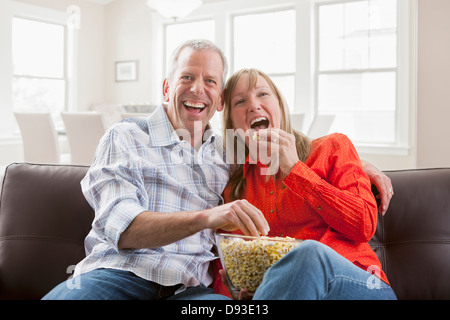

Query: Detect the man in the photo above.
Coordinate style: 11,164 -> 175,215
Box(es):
43,39 -> 267,300
43,39 -> 392,300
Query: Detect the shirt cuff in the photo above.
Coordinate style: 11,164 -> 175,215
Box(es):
103,201 -> 147,252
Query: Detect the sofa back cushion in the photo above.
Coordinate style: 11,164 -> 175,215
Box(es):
0,163 -> 93,299
2,164 -> 450,300
370,168 -> 450,300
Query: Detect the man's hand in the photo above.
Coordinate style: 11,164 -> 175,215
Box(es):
203,200 -> 270,237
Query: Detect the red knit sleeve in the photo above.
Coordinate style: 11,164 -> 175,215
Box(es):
283,133 -> 378,243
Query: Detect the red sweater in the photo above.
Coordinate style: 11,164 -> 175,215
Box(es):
213,133 -> 389,296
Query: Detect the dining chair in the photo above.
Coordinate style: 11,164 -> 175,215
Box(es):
307,114 -> 335,139
61,112 -> 106,165
14,112 -> 68,164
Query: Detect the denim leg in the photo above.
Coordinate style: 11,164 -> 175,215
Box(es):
169,285 -> 231,300
42,268 -> 160,300
253,240 -> 397,300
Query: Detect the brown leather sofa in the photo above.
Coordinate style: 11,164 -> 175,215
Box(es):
1,163 -> 450,300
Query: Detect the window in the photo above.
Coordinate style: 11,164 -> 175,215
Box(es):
165,20 -> 215,75
233,9 -> 296,112
12,17 -> 66,117
156,0 -> 412,153
316,0 -> 399,145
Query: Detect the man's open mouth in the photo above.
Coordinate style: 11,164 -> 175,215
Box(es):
250,116 -> 269,131
183,101 -> 207,114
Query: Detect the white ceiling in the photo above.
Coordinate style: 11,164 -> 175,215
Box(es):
84,0 -> 227,5
83,0 -> 114,4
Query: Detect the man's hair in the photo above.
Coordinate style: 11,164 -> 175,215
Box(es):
166,39 -> 229,90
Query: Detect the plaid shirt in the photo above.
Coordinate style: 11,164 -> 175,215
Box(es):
75,106 -> 229,289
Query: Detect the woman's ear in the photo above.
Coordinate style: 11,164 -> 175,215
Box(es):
162,79 -> 170,102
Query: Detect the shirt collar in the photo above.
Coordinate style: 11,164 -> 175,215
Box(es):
242,155 -> 263,179
147,105 -> 217,147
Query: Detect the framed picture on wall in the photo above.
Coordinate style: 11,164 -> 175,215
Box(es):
115,60 -> 138,82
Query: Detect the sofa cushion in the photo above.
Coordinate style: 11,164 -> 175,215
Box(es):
0,163 -> 93,299
370,168 -> 450,300
2,163 -> 450,300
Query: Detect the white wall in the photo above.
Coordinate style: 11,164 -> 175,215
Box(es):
104,0 -> 156,105
416,0 -> 450,168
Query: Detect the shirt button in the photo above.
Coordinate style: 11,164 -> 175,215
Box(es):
270,191 -> 274,195
270,209 -> 274,213
317,206 -> 322,211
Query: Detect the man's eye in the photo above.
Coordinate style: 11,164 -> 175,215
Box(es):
181,76 -> 192,80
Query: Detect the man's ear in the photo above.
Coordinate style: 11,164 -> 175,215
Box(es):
217,91 -> 225,112
162,79 -> 170,103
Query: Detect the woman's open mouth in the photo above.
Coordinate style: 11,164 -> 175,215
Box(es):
250,116 -> 270,131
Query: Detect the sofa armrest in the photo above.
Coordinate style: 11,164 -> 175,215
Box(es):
0,163 -> 94,299
370,168 -> 450,300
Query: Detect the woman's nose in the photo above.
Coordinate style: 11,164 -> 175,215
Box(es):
247,96 -> 261,112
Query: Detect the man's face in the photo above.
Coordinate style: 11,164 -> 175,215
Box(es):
163,47 -> 224,136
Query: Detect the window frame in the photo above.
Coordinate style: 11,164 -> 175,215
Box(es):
152,0 -> 414,155
313,0 -> 412,154
230,7 -> 297,112
12,16 -> 68,113
163,18 -> 217,77
0,1 -> 77,139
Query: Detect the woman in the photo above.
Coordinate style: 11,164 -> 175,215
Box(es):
214,68 -> 396,300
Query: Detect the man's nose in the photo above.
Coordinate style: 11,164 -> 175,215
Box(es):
190,79 -> 205,95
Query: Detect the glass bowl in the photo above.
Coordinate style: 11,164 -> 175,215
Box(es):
215,233 -> 302,293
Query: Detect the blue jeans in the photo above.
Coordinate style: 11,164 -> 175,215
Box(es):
42,268 -> 229,300
253,240 -> 397,300
43,240 -> 396,300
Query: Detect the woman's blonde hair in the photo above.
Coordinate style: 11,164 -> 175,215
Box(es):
222,68 -> 311,200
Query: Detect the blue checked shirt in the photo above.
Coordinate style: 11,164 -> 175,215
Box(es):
75,105 -> 230,289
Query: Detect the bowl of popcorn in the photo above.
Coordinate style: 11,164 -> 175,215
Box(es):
215,233 -> 302,293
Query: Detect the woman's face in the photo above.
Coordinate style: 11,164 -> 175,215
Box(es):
229,74 -> 281,136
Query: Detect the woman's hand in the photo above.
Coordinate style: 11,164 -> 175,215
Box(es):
219,269 -> 254,300
253,129 -> 299,176
360,160 -> 394,216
